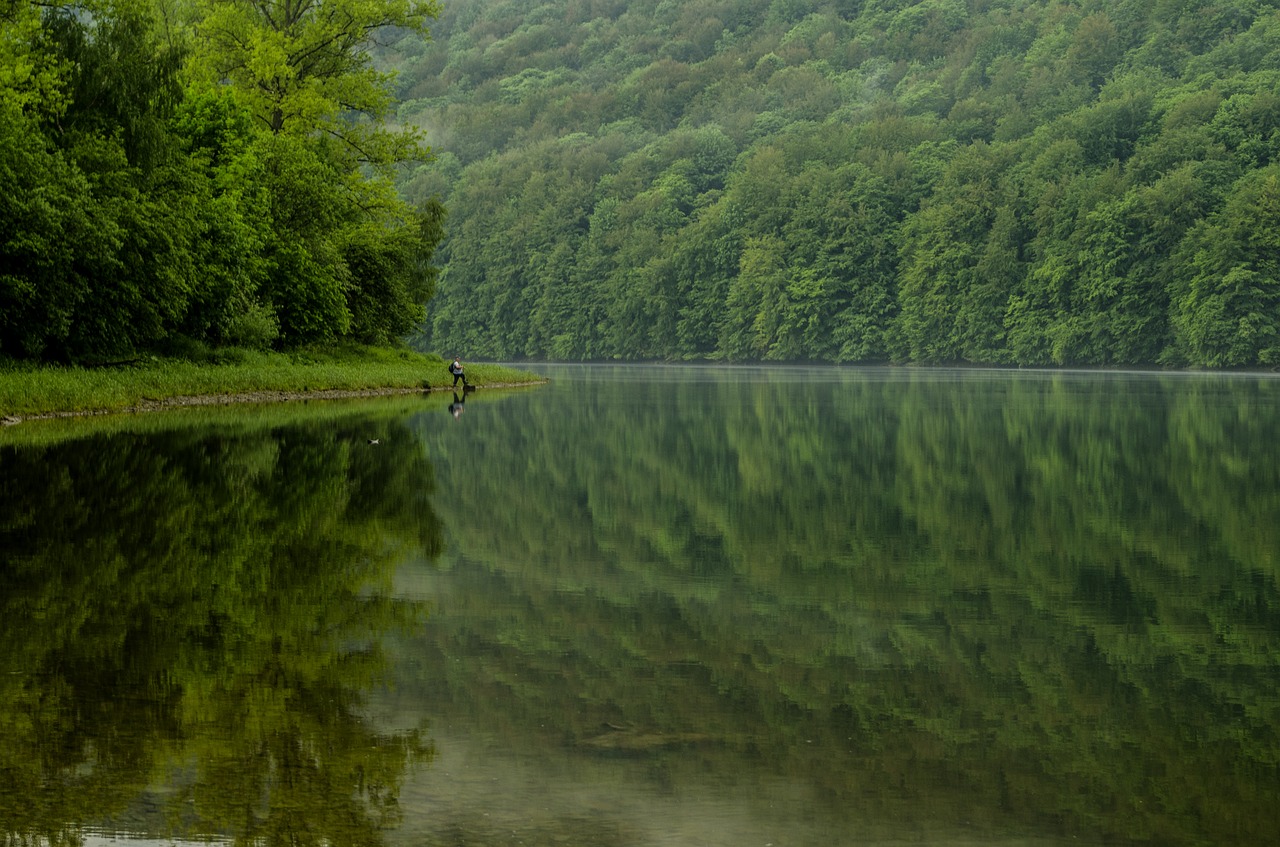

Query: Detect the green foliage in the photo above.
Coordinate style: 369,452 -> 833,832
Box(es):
1173,165 -> 1280,365
0,101 -> 101,359
0,2 -> 198,362
401,0 -> 1280,367
0,0 -> 444,364
189,0 -> 438,151
343,200 -> 446,345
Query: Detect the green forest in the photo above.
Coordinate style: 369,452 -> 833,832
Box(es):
1,0 -> 443,363
395,0 -> 1280,367
6,0 -> 1280,367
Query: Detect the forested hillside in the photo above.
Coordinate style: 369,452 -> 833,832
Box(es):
1,0 -> 442,363
395,0 -> 1280,366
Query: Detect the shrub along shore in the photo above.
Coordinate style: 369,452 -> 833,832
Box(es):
0,346 -> 543,423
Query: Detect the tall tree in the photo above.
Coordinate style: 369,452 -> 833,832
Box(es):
190,0 -> 438,164
187,0 -> 445,347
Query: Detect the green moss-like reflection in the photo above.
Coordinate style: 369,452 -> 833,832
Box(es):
0,406 -> 442,845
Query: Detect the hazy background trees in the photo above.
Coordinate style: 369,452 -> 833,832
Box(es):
396,0 -> 1280,367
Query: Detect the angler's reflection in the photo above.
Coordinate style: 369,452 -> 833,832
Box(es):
0,413 -> 442,845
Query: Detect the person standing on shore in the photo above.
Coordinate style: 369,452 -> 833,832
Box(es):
449,357 -> 468,388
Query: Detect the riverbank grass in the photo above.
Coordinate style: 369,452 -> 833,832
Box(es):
0,346 -> 539,417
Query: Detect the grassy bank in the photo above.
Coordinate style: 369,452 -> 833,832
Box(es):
0,346 -> 542,418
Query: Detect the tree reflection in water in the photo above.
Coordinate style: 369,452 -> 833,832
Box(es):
392,368 -> 1280,845
0,409 -> 442,845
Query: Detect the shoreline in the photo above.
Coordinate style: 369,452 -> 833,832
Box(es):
1,380 -> 546,426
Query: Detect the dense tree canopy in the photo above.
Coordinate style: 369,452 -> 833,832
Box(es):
0,0 -> 442,363
8,0 -> 1280,366
395,0 -> 1280,367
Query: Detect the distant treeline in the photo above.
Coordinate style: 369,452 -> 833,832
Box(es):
396,0 -> 1280,367
1,0 -> 442,364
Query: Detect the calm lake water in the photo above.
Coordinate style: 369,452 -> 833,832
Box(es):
3,365 -> 1279,846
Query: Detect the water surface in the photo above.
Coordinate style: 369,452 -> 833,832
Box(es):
3,367 -> 1279,845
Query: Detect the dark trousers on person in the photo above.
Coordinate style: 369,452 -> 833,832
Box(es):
453,372 -> 467,387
